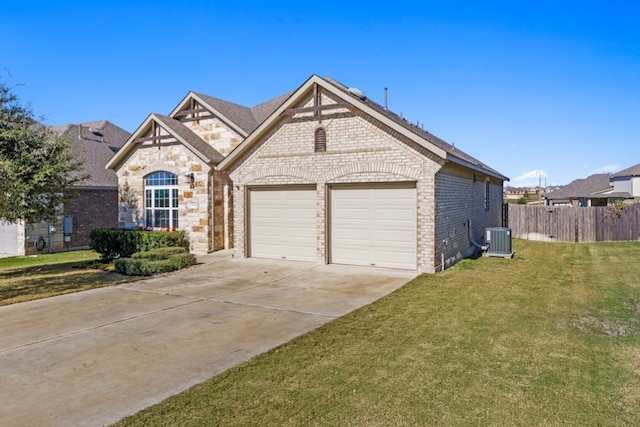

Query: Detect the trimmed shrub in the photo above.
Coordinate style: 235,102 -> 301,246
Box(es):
90,229 -> 189,260
131,246 -> 188,260
114,247 -> 197,276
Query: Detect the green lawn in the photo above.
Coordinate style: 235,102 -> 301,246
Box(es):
113,239 -> 640,426
0,250 -> 141,305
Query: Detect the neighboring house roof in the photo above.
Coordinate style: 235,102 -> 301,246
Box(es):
219,75 -> 508,181
546,174 -> 613,201
105,114 -> 225,170
612,162 -> 640,178
52,120 -> 130,188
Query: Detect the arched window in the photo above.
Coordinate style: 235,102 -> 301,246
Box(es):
314,127 -> 326,152
145,171 -> 179,229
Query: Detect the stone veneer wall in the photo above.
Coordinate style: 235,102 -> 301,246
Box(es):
227,92 -> 446,272
115,139 -> 213,254
184,116 -> 243,156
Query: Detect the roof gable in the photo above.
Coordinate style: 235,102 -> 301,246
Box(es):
105,114 -> 224,170
169,91 -> 292,138
218,75 -> 507,181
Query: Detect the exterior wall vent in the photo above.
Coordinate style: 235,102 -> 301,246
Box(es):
484,227 -> 514,258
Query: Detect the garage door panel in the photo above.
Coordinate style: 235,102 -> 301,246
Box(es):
374,209 -> 415,221
0,222 -> 20,256
331,186 -> 416,269
249,189 -> 316,262
373,229 -> 415,243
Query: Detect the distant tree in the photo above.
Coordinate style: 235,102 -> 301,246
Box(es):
0,80 -> 86,224
517,196 -> 527,205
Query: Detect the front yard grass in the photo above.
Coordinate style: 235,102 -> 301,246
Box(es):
114,239 -> 640,426
0,250 -> 141,306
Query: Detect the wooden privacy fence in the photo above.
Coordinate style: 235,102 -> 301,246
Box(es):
506,204 -> 640,242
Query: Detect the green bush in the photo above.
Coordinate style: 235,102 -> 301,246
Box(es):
114,247 -> 197,276
90,229 -> 189,260
131,246 -> 188,260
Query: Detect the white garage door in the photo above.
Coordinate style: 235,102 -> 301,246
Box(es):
331,185 -> 417,269
249,187 -> 317,262
0,222 -> 20,257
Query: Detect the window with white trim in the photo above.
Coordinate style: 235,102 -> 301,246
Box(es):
145,171 -> 179,229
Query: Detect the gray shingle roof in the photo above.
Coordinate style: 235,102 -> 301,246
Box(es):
612,162 -> 640,178
192,91 -> 292,135
52,120 -> 130,188
251,91 -> 293,125
546,174 -> 612,200
152,114 -> 225,164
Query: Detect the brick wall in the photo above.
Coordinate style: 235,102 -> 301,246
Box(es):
22,189 -> 118,255
228,92 -> 446,272
65,188 -> 118,248
434,164 -> 504,270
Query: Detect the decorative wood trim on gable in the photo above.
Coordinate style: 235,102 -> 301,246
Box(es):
133,120 -> 172,144
133,134 -> 175,143
280,102 -> 352,116
282,83 -> 353,118
173,98 -> 216,123
174,108 -> 210,117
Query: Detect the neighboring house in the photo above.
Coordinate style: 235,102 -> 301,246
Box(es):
0,121 -> 129,257
108,75 -> 507,272
546,174 -> 613,207
607,163 -> 640,200
546,165 -> 640,207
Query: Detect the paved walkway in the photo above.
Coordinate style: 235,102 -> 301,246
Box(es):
0,251 -> 416,426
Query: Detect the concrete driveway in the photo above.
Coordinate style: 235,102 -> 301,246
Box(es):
0,251 -> 416,427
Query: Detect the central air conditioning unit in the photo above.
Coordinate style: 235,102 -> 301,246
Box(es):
484,227 -> 514,258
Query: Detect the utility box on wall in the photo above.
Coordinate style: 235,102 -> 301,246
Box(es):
63,217 -> 73,243
484,227 -> 514,258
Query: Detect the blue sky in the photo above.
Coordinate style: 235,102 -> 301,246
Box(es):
2,1 -> 639,186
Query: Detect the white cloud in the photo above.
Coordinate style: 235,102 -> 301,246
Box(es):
589,164 -> 620,175
510,169 -> 548,188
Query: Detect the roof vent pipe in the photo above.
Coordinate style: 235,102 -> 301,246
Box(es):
384,87 -> 388,110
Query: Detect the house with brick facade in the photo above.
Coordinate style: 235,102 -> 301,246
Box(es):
0,120 -> 130,257
107,75 -> 507,272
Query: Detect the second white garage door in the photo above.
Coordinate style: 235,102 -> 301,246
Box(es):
331,185 -> 417,269
249,187 -> 317,262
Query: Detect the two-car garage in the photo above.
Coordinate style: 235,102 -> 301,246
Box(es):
247,184 -> 417,270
